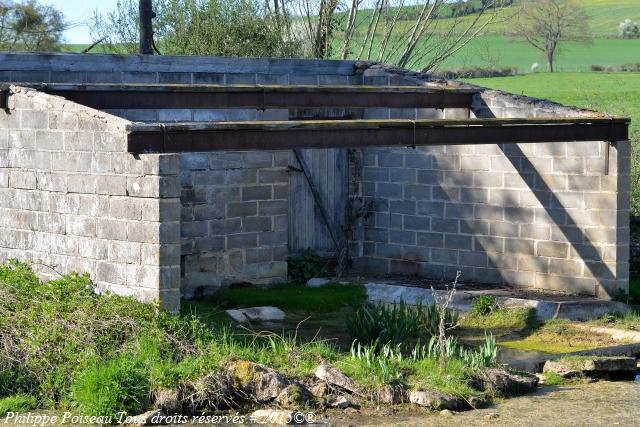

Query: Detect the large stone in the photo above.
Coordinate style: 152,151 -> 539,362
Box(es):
543,357 -> 638,378
314,364 -> 360,394
226,306 -> 285,323
409,390 -> 458,410
306,278 -> 331,287
186,371 -> 233,411
474,368 -> 538,396
308,381 -> 329,397
329,396 -> 351,409
377,385 -> 407,404
229,361 -> 289,402
276,383 -> 314,407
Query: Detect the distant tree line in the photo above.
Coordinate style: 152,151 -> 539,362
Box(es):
450,0 -> 513,18
0,0 -> 66,51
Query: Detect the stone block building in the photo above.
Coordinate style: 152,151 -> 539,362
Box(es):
0,53 -> 630,312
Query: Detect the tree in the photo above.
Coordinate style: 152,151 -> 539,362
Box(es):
619,19 -> 640,39
511,0 -> 591,72
0,0 -> 66,51
91,0 -> 301,57
289,0 -> 511,70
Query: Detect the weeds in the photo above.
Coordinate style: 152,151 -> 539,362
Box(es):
345,300 -> 458,349
472,295 -> 498,316
590,311 -> 640,331
0,394 -> 38,415
71,354 -> 150,419
287,249 -> 324,282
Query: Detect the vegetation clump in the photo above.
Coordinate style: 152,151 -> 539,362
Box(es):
0,261 -> 522,417
460,307 -> 537,332
471,295 -> 498,316
287,249 -> 325,283
345,300 -> 458,349
590,311 -> 640,331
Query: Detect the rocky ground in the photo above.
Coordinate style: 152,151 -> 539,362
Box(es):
319,380 -> 640,427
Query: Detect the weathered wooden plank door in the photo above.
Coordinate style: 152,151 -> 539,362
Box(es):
288,148 -> 348,255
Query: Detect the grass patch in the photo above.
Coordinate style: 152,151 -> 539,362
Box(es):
542,371 -> 567,386
590,311 -> 640,331
212,282 -> 367,313
459,307 -> 537,333
0,394 -> 38,415
71,353 -> 150,419
408,357 -> 481,399
500,320 -> 622,354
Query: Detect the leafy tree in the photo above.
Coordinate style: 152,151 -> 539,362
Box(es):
90,0 -> 301,57
510,0 -> 591,72
619,19 -> 640,39
0,0 -> 65,51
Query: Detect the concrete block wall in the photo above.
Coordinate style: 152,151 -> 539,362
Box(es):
0,86 -> 181,311
0,54 -> 630,302
180,150 -> 289,297
0,53 -> 365,297
350,66 -> 630,298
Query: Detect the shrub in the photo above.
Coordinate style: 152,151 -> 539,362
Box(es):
71,354 -> 150,419
472,295 -> 498,316
619,19 -> 640,39
346,301 -> 458,348
590,63 -> 640,72
287,249 -> 324,282
436,67 -> 518,79
0,394 -> 38,415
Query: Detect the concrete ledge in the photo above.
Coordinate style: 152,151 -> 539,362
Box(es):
364,282 -> 629,321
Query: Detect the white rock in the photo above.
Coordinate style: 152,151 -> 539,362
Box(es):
314,364 -> 360,394
226,306 -> 285,323
330,396 -> 351,409
307,278 -> 331,287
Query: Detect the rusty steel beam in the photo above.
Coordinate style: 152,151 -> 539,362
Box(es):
33,84 -> 476,109
127,118 -> 630,154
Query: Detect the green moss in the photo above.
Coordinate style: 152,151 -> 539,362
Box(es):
499,319 -> 622,354
459,308 -> 537,332
229,360 -> 259,388
543,372 -> 567,386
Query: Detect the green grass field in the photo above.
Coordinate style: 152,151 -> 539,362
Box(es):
438,36 -> 640,72
469,72 -> 640,121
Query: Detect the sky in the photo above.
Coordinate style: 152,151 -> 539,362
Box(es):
42,0 -> 121,44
